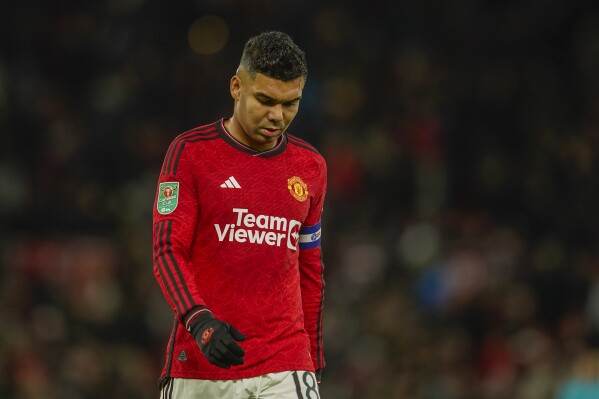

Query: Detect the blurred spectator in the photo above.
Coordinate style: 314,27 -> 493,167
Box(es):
555,348 -> 599,399
2,0 -> 599,398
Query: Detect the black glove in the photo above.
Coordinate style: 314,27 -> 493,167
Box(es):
188,311 -> 246,368
315,369 -> 322,383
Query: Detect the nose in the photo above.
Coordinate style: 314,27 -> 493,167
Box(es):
267,104 -> 283,123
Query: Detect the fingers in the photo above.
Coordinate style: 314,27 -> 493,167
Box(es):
213,342 -> 244,366
228,325 -> 247,342
224,339 -> 245,358
204,325 -> 246,368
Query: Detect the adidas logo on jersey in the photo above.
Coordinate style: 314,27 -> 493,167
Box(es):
214,208 -> 301,250
220,176 -> 241,188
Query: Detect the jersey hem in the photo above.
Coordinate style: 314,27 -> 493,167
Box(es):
162,364 -> 316,381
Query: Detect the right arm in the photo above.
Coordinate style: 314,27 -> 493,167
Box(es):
152,143 -> 206,328
152,140 -> 245,368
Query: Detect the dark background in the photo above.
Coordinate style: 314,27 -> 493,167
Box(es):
2,1 -> 599,398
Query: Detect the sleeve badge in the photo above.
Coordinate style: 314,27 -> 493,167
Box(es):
157,182 -> 179,215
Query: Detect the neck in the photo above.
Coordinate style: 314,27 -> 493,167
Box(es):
224,117 -> 278,151
224,117 -> 246,145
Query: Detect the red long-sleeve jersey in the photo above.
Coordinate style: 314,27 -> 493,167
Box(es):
152,119 -> 326,381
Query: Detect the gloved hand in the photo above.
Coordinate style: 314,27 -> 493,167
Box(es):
189,311 -> 246,368
315,369 -> 322,383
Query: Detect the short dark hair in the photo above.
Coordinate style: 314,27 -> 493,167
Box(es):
239,31 -> 307,81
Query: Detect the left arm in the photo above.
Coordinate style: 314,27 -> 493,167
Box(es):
299,160 -> 327,381
299,238 -> 325,381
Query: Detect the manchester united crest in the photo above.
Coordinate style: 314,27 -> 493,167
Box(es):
287,176 -> 309,202
157,182 -> 179,215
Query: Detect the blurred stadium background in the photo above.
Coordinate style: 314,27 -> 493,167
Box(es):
2,1 -> 599,398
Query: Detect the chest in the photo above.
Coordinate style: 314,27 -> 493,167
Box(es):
189,145 -> 317,226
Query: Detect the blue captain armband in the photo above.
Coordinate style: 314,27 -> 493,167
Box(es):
299,221 -> 321,250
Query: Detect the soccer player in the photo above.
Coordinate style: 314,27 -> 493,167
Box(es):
153,31 -> 326,398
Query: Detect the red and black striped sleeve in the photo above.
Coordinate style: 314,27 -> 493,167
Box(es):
152,125 -> 218,323
297,149 -> 327,380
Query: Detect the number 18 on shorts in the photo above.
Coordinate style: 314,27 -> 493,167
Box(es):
160,371 -> 321,399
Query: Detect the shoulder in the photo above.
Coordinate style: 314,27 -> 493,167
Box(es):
285,134 -> 327,186
161,121 -> 221,175
169,121 -> 220,147
286,133 -> 320,154
286,133 -> 326,164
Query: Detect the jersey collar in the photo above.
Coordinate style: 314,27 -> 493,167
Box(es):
216,118 -> 287,158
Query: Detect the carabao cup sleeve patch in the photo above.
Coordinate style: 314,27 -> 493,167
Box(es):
157,182 -> 179,215
299,221 -> 321,249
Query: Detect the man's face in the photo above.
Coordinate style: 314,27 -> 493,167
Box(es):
229,69 -> 305,151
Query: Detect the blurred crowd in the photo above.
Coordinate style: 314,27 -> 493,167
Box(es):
2,1 -> 599,398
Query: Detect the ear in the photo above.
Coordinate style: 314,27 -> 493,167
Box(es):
230,75 -> 241,101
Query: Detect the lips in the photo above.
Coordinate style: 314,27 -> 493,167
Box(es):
260,127 -> 281,137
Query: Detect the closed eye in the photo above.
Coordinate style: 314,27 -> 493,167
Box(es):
283,100 -> 300,107
257,96 -> 275,106
255,92 -> 301,107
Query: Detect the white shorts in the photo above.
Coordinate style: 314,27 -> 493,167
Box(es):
160,371 -> 320,399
